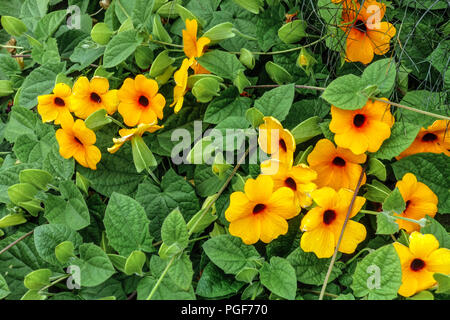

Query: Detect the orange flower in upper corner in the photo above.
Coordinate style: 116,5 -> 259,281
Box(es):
117,75 -> 166,127
225,175 -> 299,245
71,76 -> 119,119
397,120 -> 450,160
342,0 -> 396,64
300,187 -> 366,258
330,98 -> 395,155
170,58 -> 193,114
55,117 -> 101,170
258,116 -> 296,164
394,232 -> 450,297
261,159 -> 317,209
394,173 -> 438,234
182,19 -> 211,74
107,122 -> 163,154
307,139 -> 367,191
37,83 -> 73,125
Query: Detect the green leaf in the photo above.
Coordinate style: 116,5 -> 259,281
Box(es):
42,142 -> 74,180
373,122 -> 420,160
409,290 -> 434,300
168,253 -> 193,290
21,289 -> 47,300
254,83 -> 295,121
103,30 -> 142,68
124,250 -> 146,276
202,234 -> 260,275
277,20 -> 307,44
265,61 -> 293,85
361,58 -> 397,95
160,208 -> 189,253
259,257 -> 297,300
194,164 -> 223,197
290,116 -> 322,144
392,153 -> 450,213
434,273 -> 450,294
0,16 -> 27,37
0,274 -> 10,299
398,90 -> 448,127
204,87 -> 252,124
71,243 -> 116,287
376,212 -> 399,235
367,158 -> 387,181
232,0 -> 263,14
19,169 -> 53,191
55,241 -> 75,264
421,217 -> 450,249
321,74 -> 368,110
103,192 -> 153,256
203,22 -> 235,43
351,244 -> 402,300
131,136 -> 157,173
363,180 -> 391,203
383,188 -> 406,214
286,247 -> 342,285
197,50 -> 245,80
85,108 -> 112,131
4,106 -> 37,143
152,13 -> 172,43
34,10 -> 67,40
149,50 -> 175,77
196,262 -> 245,298
24,269 -> 51,290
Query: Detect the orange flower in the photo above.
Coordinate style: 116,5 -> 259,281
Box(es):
307,139 -> 367,191
108,122 -> 163,154
342,0 -> 396,64
225,175 -> 299,245
55,117 -> 101,170
330,98 -> 395,155
394,232 -> 450,297
37,83 -> 73,125
182,19 -> 210,74
397,120 -> 450,160
261,159 -> 317,208
394,173 -> 438,233
117,75 -> 166,127
71,76 -> 119,119
170,58 -> 193,114
258,116 -> 296,164
300,187 -> 367,258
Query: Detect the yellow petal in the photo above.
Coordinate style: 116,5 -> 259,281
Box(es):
244,175 -> 274,203
337,220 -> 367,254
228,215 -> 260,245
300,227 -> 335,258
409,232 -> 440,258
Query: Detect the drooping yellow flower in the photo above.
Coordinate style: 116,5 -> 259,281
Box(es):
397,120 -> 450,160
71,76 -> 119,119
55,117 -> 101,170
117,75 -> 166,127
37,83 -> 73,125
182,19 -> 211,74
307,139 -> 367,191
170,58 -> 193,114
225,175 -> 299,245
393,232 -> 450,297
260,159 -> 317,208
330,98 -> 395,155
258,116 -> 296,164
341,0 -> 396,64
107,122 -> 163,154
300,187 -> 366,258
394,173 -> 438,233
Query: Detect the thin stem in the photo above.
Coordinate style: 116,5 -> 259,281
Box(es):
246,84 -> 326,91
90,7 -> 103,17
146,255 -> 176,300
0,45 -> 24,49
146,167 -> 161,185
301,289 -> 339,299
115,0 -> 131,20
0,230 -> 34,255
188,235 -> 209,243
149,38 -> 184,48
39,275 -> 70,294
360,209 -> 425,226
106,116 -> 126,129
345,248 -> 373,266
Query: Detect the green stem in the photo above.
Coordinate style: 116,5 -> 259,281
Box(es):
106,116 -> 126,129
345,248 -> 373,266
360,209 -> 424,227
301,289 -> 339,299
146,255 -> 176,300
188,235 -> 209,243
115,0 -> 131,20
149,38 -> 184,48
39,275 -> 70,295
146,167 -> 161,185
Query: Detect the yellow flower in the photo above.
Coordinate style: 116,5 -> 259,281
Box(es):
393,232 -> 450,297
330,98 -> 395,155
71,76 -> 119,119
117,74 -> 166,127
258,116 -> 296,164
107,122 -> 163,154
37,83 -> 73,125
394,173 -> 438,233
307,139 -> 367,191
170,58 -> 193,114
55,117 -> 101,170
182,19 -> 211,74
260,159 -> 317,208
397,120 -> 450,160
225,175 -> 299,245
300,187 -> 366,258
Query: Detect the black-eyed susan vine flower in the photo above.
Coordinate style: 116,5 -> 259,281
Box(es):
170,57 -> 193,114
330,98 -> 395,155
393,232 -> 450,297
397,120 -> 450,160
71,76 -> 119,119
341,0 -> 396,64
260,159 -> 317,209
300,187 -> 366,258
225,175 -> 299,245
117,74 -> 166,127
107,122 -> 163,154
55,117 -> 101,170
182,19 -> 210,74
394,173 -> 438,234
37,83 -> 73,125
307,139 -> 367,191
258,116 -> 296,164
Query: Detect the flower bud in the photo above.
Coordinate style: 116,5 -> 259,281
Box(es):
203,22 -> 235,44
191,77 -> 220,103
0,80 -> 14,97
91,22 -> 113,45
239,48 -> 255,70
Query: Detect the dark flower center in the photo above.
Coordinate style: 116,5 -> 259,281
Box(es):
405,200 -> 411,210
74,136 -> 82,145
90,92 -> 102,103
284,177 -> 297,191
332,156 -> 346,167
279,139 -> 287,152
354,19 -> 367,33
323,210 -> 337,225
421,133 -> 438,142
253,203 -> 266,214
353,114 -> 366,128
139,95 -> 149,107
410,258 -> 425,272
54,97 -> 65,106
